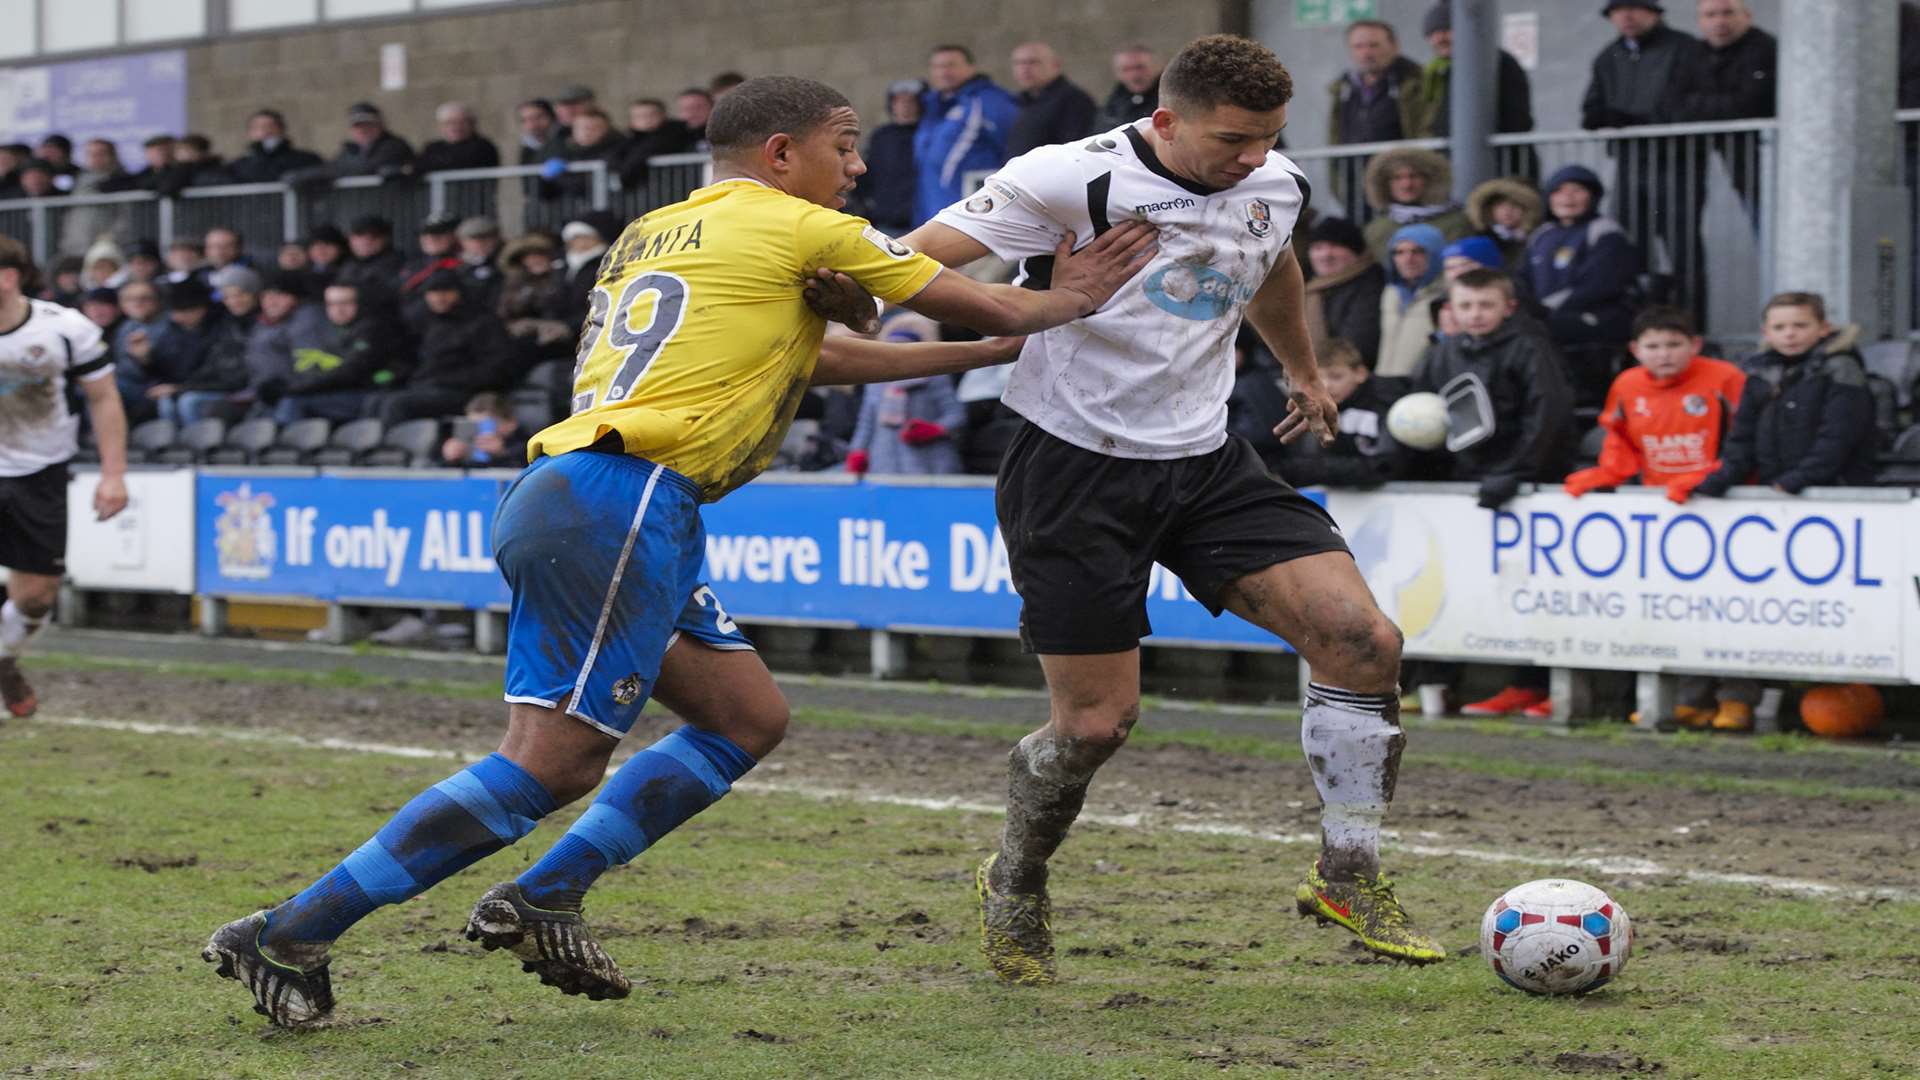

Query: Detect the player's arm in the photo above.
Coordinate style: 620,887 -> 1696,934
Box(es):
900,222 -> 1154,336
812,333 -> 1024,387
78,371 -> 129,521
1244,246 -> 1337,447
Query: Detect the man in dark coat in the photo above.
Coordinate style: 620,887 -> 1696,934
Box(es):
612,98 -> 693,189
267,281 -> 413,423
851,81 -> 923,237
1006,42 -> 1096,157
1666,0 -> 1776,213
1302,217 -> 1386,367
415,102 -> 501,175
325,102 -> 415,179
1412,3 -> 1535,141
1326,20 -> 1424,145
227,110 -> 324,184
374,271 -> 520,425
1092,46 -> 1160,131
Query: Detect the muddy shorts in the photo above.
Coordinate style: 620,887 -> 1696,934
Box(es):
0,461 -> 70,577
995,422 -> 1350,655
493,447 -> 752,739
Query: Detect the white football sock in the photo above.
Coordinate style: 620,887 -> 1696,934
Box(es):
1301,682 -> 1405,882
1,599 -> 49,659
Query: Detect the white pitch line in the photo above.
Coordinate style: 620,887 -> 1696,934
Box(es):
27,714 -> 1920,903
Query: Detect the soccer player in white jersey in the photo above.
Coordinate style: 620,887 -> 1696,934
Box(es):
898,35 -> 1444,981
0,234 -> 129,718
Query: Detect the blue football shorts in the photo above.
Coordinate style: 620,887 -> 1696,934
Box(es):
493,447 -> 754,738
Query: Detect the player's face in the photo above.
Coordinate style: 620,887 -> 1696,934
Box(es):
1761,304 -> 1829,358
0,266 -> 21,301
1449,284 -> 1514,337
1321,363 -> 1366,405
783,109 -> 865,210
1159,102 -> 1285,189
1630,329 -> 1698,381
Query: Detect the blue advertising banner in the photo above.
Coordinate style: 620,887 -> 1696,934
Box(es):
0,50 -> 189,168
197,474 -> 510,608
701,480 -> 1298,651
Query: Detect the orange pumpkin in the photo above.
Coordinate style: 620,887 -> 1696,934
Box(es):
1798,683 -> 1886,738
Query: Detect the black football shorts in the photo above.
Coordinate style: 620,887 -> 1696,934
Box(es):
0,462 -> 71,577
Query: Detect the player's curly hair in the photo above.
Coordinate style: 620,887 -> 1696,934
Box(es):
1161,35 -> 1294,113
0,234 -> 40,295
708,76 -> 852,157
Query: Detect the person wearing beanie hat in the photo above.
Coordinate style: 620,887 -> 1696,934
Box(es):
1303,217 -> 1386,365
373,259 -> 519,426
247,265 -> 334,402
337,215 -> 406,321
456,217 -> 506,313
209,264 -> 262,298
1407,0 -> 1536,142
1525,164 -> 1641,406
1440,235 -> 1504,279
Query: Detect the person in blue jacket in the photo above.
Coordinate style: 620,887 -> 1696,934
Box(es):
913,45 -> 1020,227
1524,164 -> 1640,405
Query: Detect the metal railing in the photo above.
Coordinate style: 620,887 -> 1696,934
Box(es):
1287,119 -> 1778,336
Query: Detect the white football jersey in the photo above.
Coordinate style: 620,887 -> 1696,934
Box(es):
0,299 -> 111,477
932,121 -> 1308,459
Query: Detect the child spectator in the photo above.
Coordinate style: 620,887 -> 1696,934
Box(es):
1415,268 -> 1572,719
1526,165 -> 1640,407
1695,291 -> 1878,497
1375,223 -> 1446,377
441,393 -> 529,468
1565,306 -> 1745,504
1302,217 -> 1385,365
1466,177 -> 1543,273
846,316 -> 968,476
1276,338 -> 1410,488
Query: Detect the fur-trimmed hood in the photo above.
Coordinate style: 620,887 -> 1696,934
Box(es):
1466,177 -> 1543,234
1363,146 -> 1451,211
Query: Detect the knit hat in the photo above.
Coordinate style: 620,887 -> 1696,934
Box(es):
1601,2 -> 1662,14
304,224 -> 348,248
210,265 -> 262,294
1308,216 -> 1367,256
1441,235 -> 1503,270
346,101 -> 383,125
1423,2 -> 1450,35
167,277 -> 213,309
1544,164 -> 1606,202
420,212 -> 460,236
260,269 -> 308,298
422,268 -> 464,293
82,286 -> 119,306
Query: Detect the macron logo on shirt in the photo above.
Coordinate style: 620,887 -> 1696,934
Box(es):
1135,197 -> 1198,215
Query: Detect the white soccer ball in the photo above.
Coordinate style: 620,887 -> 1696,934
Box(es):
1386,392 -> 1450,451
1480,878 -> 1632,995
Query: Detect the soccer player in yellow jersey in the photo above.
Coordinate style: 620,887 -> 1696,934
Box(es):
204,75 -> 1155,1026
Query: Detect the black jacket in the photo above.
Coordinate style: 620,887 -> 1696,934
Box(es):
180,311 -> 257,392
410,302 -> 521,395
1307,260 -> 1387,368
337,247 -> 407,320
1008,77 -> 1098,157
327,132 -> 416,179
227,140 -> 325,184
155,158 -> 233,196
416,136 -> 501,175
1226,354 -> 1294,466
1581,23 -> 1703,129
282,314 -> 411,396
613,122 -> 694,187
851,122 -> 918,234
1697,329 -> 1878,495
1413,320 -> 1572,500
1423,51 -> 1535,136
1276,375 -> 1411,489
1093,82 -> 1157,133
1330,56 -> 1423,144
148,313 -> 221,385
1666,27 -> 1776,121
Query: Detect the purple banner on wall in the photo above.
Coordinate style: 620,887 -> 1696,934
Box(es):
0,50 -> 188,170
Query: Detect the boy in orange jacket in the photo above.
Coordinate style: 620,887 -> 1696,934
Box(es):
1565,306 -> 1745,503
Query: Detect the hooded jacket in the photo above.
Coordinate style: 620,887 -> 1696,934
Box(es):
1361,148 -> 1472,262
1565,356 -> 1747,502
912,74 -> 1020,227
1375,223 -> 1447,378
1526,165 -> 1639,345
1696,327 -> 1879,495
1466,177 -> 1543,273
1413,317 -> 1572,500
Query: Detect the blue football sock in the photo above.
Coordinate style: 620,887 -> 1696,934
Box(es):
263,752 -> 556,948
517,726 -> 756,911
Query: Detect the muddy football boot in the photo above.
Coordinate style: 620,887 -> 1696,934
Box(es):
0,657 -> 36,718
976,853 -> 1056,985
464,882 -> 631,1000
202,911 -> 336,1028
1296,860 -> 1446,964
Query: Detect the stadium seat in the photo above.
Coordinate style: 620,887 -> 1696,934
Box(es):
154,417 -> 227,465
361,418 -> 442,468
204,418 -> 279,465
126,418 -> 177,464
311,417 -> 387,467
1875,424 -> 1920,486
1860,340 -> 1916,409
257,417 -> 333,466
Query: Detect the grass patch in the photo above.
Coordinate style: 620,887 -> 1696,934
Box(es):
3,723 -> 1916,1078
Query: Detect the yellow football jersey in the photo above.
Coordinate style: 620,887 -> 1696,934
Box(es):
528,179 -> 942,501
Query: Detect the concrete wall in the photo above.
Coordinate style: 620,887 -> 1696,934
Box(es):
186,0 -> 1235,162
1250,0 -> 1784,145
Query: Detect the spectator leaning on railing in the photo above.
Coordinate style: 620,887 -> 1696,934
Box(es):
13,159 -> 58,199
912,44 -> 1019,227
1361,147 -> 1470,263
321,102 -> 416,181
158,134 -> 233,195
416,102 -> 501,175
675,87 -> 714,151
1327,19 -> 1423,146
104,135 -> 174,192
35,135 -> 77,190
1093,45 -> 1161,132
613,98 -> 693,189
227,110 -> 324,184
1409,2 -> 1534,139
1007,41 -> 1096,158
